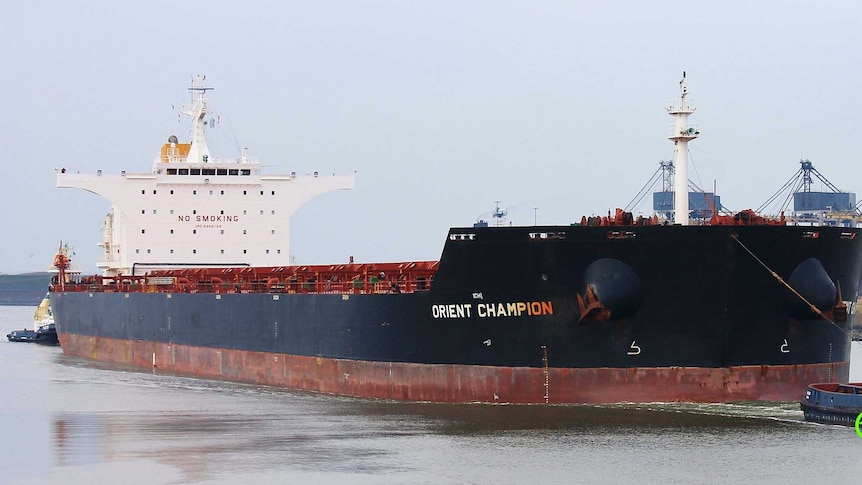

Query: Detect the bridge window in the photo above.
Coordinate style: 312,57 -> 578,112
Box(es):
191,169 -> 201,175
241,169 -> 251,176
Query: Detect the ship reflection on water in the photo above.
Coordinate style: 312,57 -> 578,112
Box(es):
22,332 -> 862,484
48,396 -> 814,483
50,405 -> 433,481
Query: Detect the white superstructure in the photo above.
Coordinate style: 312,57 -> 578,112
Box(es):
33,294 -> 53,332
57,76 -> 354,277
667,71 -> 699,225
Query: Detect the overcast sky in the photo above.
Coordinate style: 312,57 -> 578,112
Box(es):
1,0 -> 859,274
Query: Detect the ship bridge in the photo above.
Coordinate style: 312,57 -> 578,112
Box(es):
57,76 -> 355,277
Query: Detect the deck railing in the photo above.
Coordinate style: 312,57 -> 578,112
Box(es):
53,261 -> 439,295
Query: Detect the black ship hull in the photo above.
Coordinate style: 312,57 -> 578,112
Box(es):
52,224 -> 862,403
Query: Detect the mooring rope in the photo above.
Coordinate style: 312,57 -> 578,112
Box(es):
729,233 -> 854,340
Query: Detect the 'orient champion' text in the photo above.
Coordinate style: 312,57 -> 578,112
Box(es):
431,301 -> 553,319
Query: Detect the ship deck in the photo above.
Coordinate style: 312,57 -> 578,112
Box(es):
53,261 -> 439,295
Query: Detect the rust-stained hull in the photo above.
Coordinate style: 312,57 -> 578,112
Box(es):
51,224 -> 862,404
59,333 -> 847,403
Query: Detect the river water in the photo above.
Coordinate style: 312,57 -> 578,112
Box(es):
2,305 -> 862,484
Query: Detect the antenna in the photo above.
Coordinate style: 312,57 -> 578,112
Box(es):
492,201 -> 508,226
182,75 -> 214,164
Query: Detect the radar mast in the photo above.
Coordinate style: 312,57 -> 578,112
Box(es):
667,71 -> 699,225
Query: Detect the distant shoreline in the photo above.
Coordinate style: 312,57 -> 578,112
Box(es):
0,272 -> 50,306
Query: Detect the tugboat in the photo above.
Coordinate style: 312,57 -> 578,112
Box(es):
32,293 -> 59,345
6,293 -> 59,345
800,382 -> 862,426
6,328 -> 37,342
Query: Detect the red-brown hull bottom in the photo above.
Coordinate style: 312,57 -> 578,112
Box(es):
59,334 -> 845,403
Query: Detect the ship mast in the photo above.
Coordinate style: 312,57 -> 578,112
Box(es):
667,71 -> 699,225
183,75 -> 213,164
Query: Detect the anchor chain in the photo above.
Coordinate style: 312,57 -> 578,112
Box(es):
730,233 -> 852,339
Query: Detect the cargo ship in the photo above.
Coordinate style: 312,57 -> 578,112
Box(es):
50,75 -> 862,403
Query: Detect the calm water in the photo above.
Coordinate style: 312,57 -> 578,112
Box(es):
2,305 -> 862,484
